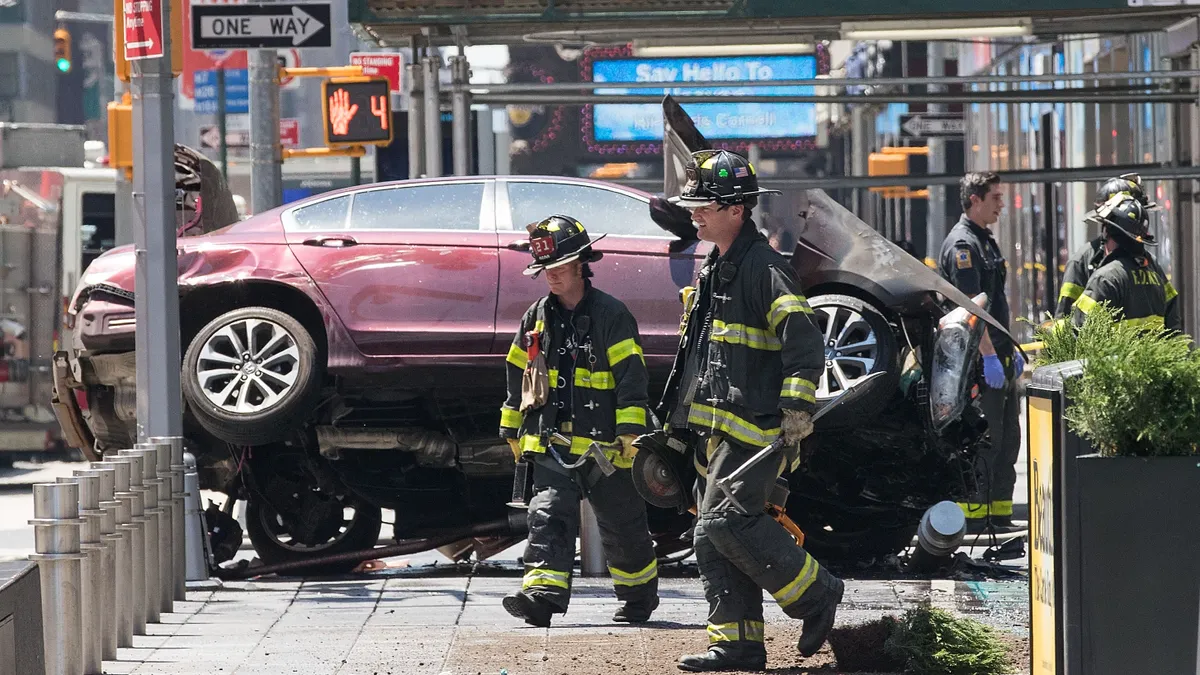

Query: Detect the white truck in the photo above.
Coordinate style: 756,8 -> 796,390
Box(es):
0,123 -> 118,465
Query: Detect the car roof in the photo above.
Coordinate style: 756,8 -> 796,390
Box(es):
296,174 -> 655,204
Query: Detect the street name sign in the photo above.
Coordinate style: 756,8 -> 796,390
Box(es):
191,2 -> 332,50
900,112 -> 965,139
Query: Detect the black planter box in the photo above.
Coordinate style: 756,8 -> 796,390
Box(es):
1072,455 -> 1200,675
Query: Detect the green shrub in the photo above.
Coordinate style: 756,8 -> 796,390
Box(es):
883,602 -> 1010,675
1033,303 -> 1200,457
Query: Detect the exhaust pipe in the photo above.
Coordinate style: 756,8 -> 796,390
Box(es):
214,514 -> 524,580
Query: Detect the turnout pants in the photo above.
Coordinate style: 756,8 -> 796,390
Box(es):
694,436 -> 841,651
959,376 -> 1021,521
517,457 -> 659,614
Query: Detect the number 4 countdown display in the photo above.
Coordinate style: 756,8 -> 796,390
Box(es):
321,77 -> 394,146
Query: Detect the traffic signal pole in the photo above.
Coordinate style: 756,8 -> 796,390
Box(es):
249,49 -> 283,213
132,0 -> 183,442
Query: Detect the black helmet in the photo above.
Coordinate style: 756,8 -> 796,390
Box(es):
1094,173 -> 1156,209
523,214 -> 606,278
1087,194 -> 1156,247
668,149 -> 781,208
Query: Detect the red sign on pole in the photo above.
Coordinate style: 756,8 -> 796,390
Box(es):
279,118 -> 300,148
349,52 -> 404,93
124,0 -> 165,60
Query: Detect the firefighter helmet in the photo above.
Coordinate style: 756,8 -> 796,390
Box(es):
1095,173 -> 1156,209
1087,193 -> 1156,247
522,214 -> 606,277
668,149 -> 781,208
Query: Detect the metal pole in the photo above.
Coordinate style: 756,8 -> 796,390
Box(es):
450,52 -> 471,176
84,465 -> 120,661
851,106 -> 867,219
112,455 -> 149,632
476,106 -> 495,174
132,0 -> 182,444
217,68 -> 228,180
350,156 -> 362,186
579,499 -> 606,576
115,170 -> 135,247
149,435 -> 187,601
29,482 -> 84,675
407,62 -> 425,178
137,442 -> 174,615
183,452 -> 211,581
95,459 -> 135,648
249,49 -> 282,213
1189,45 -> 1200,340
423,54 -> 443,178
119,449 -> 163,622
58,474 -> 102,675
927,42 -> 948,262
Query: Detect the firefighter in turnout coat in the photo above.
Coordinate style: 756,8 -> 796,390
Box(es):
660,150 -> 844,672
499,215 -> 660,628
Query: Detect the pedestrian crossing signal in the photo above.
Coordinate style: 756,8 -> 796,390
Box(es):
54,28 -> 71,73
321,78 -> 393,147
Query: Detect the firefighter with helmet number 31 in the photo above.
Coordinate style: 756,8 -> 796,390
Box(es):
656,149 -> 844,672
498,215 -> 660,629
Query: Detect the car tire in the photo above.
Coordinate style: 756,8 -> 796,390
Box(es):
245,493 -> 382,576
807,294 -> 900,428
182,306 -> 322,446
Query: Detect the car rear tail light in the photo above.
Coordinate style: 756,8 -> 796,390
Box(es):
929,293 -> 988,432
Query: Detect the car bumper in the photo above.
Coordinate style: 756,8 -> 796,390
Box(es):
74,298 -> 136,354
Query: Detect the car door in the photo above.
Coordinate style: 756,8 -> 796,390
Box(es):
494,178 -> 706,363
284,180 -> 499,356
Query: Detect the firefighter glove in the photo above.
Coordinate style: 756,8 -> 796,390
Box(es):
781,409 -> 814,446
507,438 -> 522,462
983,354 -> 1006,389
618,434 -> 638,460
1012,350 -> 1026,379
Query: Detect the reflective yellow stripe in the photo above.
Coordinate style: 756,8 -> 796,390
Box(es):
688,403 -> 780,447
500,407 -> 523,429
519,433 -> 632,469
610,559 -> 658,587
575,368 -> 615,390
1058,282 -> 1085,301
1123,315 -> 1165,330
616,406 -> 646,427
781,377 -> 817,403
523,567 -> 570,590
607,338 -> 645,367
990,500 -> 1013,517
708,620 -> 765,643
1075,294 -> 1099,315
771,556 -> 818,609
534,319 -> 545,332
1166,282 -> 1179,302
506,343 -> 528,369
712,320 -> 782,351
956,502 -> 990,519
767,294 -> 813,331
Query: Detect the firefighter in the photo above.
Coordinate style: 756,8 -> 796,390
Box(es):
498,214 -> 660,628
659,149 -> 843,672
937,172 -> 1024,535
1056,174 -> 1156,318
1071,194 -> 1181,333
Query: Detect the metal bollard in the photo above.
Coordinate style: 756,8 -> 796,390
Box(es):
183,452 -> 211,581
137,442 -> 175,614
118,449 -> 162,623
150,435 -> 188,601
84,464 -> 121,661
909,500 -> 968,573
108,456 -> 148,634
29,482 -> 85,675
58,473 -> 103,674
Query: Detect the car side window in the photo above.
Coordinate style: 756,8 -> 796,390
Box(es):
289,195 -> 350,231
350,183 -> 485,230
507,182 -> 662,237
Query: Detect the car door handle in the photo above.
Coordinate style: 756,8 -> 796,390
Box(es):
302,235 -> 358,248
507,240 -> 530,251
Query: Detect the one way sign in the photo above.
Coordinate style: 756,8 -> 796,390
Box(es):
900,113 -> 966,139
191,2 -> 332,50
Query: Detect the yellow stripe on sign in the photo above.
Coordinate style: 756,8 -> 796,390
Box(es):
616,406 -> 647,427
500,407 -> 523,429
767,294 -> 814,331
506,343 -> 528,370
1057,282 -> 1085,301
772,556 -> 818,609
607,338 -> 645,367
610,559 -> 658,587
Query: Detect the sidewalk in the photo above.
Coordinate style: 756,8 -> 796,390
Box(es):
101,565 -> 1030,675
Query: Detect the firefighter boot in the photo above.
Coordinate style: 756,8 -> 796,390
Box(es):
502,591 -> 554,628
796,576 -> 844,657
677,642 -> 767,672
613,596 -> 659,623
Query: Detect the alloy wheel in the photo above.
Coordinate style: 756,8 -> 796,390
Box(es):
196,318 -> 301,414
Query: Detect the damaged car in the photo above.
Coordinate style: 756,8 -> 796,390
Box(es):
55,108 -> 1016,573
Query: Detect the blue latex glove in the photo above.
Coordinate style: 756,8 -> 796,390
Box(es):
982,354 -> 1006,389
1012,351 -> 1026,379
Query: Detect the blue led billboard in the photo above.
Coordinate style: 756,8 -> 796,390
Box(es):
590,55 -> 817,142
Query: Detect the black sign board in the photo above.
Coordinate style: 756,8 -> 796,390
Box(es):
322,78 -> 394,146
191,3 -> 332,50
